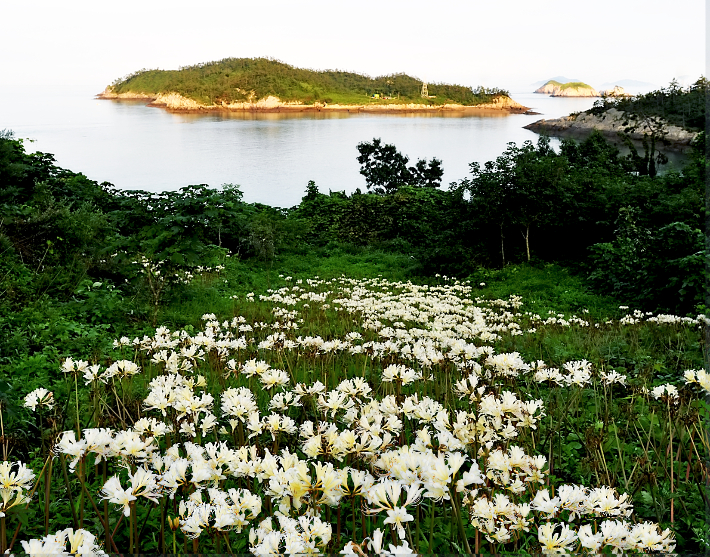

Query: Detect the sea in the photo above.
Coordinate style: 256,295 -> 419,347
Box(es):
0,88 -> 689,208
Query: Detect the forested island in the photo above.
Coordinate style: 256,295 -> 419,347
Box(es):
99,57 -> 528,112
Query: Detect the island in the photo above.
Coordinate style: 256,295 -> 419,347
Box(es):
534,80 -> 600,97
98,57 -> 529,113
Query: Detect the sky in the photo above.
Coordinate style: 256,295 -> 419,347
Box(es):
2,0 -> 706,96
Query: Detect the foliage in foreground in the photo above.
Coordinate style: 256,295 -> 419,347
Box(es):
356,138 -> 444,195
5,275 -> 709,554
0,121 -> 707,554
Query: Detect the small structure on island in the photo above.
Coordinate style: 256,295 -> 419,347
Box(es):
421,82 -> 428,98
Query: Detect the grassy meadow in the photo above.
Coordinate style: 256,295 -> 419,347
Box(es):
3,252 -> 708,555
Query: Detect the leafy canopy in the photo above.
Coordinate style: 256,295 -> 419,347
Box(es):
356,138 -> 443,195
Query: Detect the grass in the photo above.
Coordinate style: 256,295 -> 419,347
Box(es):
541,80 -> 595,91
558,82 -> 595,90
158,256 -> 620,333
473,263 -> 620,318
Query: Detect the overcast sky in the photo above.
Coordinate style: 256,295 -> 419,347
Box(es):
3,0 -> 706,94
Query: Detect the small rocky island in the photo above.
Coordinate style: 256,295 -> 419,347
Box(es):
598,85 -> 632,97
534,80 -> 600,97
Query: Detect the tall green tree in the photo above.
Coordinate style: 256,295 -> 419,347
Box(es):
510,138 -> 569,261
454,137 -> 565,264
454,146 -> 515,265
356,138 -> 443,195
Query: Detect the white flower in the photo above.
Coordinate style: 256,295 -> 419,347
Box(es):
55,432 -> 87,472
538,522 -> 577,554
531,488 -> 560,517
600,370 -> 627,386
101,476 -> 136,517
384,506 -> 414,540
650,383 -> 679,401
0,461 -> 35,492
23,388 -> 54,412
20,527 -> 106,556
577,524 -> 603,551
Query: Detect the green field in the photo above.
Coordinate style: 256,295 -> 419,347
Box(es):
558,81 -> 595,90
5,257 -> 707,554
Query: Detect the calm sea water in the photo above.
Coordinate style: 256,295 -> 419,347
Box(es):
0,88 -> 685,207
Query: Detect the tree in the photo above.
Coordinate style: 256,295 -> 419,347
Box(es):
454,144 -> 516,265
617,116 -> 669,178
356,138 -> 443,195
510,137 -> 569,261
454,137 -> 570,264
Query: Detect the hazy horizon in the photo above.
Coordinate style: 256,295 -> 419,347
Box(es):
3,0 -> 705,99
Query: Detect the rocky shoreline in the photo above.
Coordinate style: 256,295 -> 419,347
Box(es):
524,108 -> 699,149
96,90 -> 530,114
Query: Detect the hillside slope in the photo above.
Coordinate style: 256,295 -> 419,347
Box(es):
100,57 -> 525,110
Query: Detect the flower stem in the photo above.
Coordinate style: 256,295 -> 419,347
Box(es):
74,374 -> 81,437
44,457 -> 53,535
129,500 -> 135,553
428,500 -> 435,552
78,469 -> 120,553
103,460 -> 110,551
449,488 -> 472,555
223,531 -> 233,555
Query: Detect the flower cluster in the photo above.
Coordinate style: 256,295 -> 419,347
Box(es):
0,461 -> 35,517
23,388 -> 54,412
20,275 -> 700,553
20,528 -> 106,556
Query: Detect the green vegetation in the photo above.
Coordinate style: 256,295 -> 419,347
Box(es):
589,77 -> 708,131
558,81 -> 595,90
581,78 -> 708,179
356,138 -> 443,194
540,80 -> 595,90
108,57 -> 511,106
0,125 -> 707,553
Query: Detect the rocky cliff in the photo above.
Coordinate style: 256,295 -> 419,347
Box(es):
98,89 -> 530,113
524,108 -> 698,147
96,89 -> 154,100
553,86 -> 600,97
599,85 -> 632,97
534,82 -> 560,95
